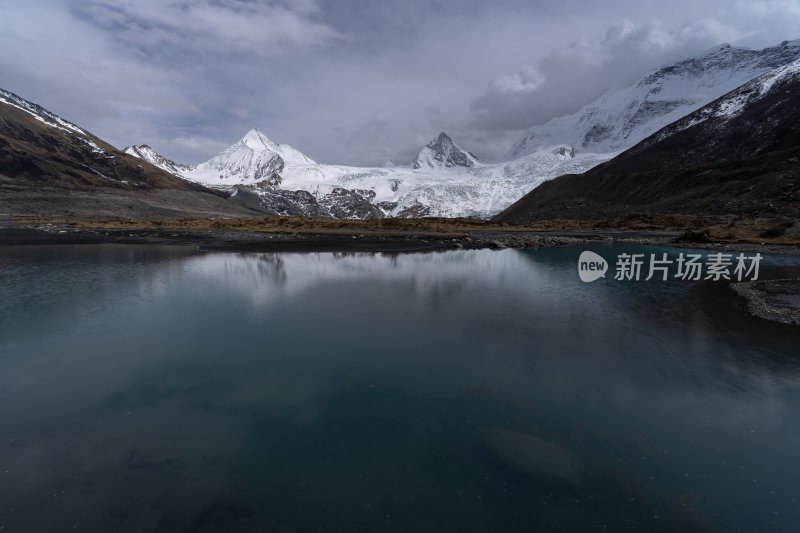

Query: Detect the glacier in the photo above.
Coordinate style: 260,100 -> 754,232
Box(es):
159,129 -> 610,218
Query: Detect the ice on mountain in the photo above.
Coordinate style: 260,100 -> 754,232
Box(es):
508,40 -> 800,159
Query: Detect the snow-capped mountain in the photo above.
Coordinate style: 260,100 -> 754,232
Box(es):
607,57 -> 800,171
509,40 -> 800,159
124,144 -> 192,175
133,40 -> 800,219
495,57 -> 800,223
664,58 -> 800,134
167,129 -> 605,218
182,129 -> 316,187
413,132 -> 478,169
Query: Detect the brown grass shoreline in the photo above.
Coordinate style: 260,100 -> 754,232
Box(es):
10,213 -> 799,246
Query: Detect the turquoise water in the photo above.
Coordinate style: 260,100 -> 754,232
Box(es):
1,244 -> 799,532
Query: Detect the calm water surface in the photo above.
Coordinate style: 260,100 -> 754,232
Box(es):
1,244 -> 800,532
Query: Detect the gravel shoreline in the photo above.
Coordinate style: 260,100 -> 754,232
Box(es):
731,279 -> 800,327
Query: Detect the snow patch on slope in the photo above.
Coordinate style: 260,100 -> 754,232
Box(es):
655,57 -> 800,139
124,145 -> 192,175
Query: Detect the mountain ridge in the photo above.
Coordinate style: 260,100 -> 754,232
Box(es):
145,40 -> 800,219
494,58 -> 800,223
155,128 -> 604,219
6,39 -> 800,221
0,87 -> 265,219
0,87 -> 198,191
124,144 -> 192,176
508,39 -> 800,159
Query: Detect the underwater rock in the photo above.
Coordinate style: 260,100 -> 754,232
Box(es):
481,428 -> 584,486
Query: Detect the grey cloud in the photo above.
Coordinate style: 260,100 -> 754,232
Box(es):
1,1 -> 799,166
470,18 -> 744,132
345,118 -> 387,147
74,0 -> 343,59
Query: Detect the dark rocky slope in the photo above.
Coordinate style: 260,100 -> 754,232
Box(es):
0,88 -> 263,219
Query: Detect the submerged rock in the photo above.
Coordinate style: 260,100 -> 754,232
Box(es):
481,428 -> 584,486
731,278 -> 800,326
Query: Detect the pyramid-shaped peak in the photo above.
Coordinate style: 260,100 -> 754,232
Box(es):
239,129 -> 316,165
425,132 -> 461,152
413,132 -> 477,169
240,129 -> 279,151
430,132 -> 453,144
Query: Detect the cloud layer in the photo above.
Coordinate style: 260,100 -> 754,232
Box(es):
1,0 -> 799,165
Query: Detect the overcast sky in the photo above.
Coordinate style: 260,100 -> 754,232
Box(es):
2,0 -> 799,166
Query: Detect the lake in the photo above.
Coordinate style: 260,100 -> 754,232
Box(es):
1,244 -> 799,532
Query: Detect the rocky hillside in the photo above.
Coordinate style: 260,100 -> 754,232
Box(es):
0,88 -> 264,219
0,88 -> 207,191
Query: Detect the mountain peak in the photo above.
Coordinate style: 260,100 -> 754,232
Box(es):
431,132 -> 452,144
182,129 -> 316,185
123,144 -> 191,175
413,132 -> 478,169
495,55 -> 800,224
508,39 -> 800,159
232,129 -> 315,165
240,128 -> 279,152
